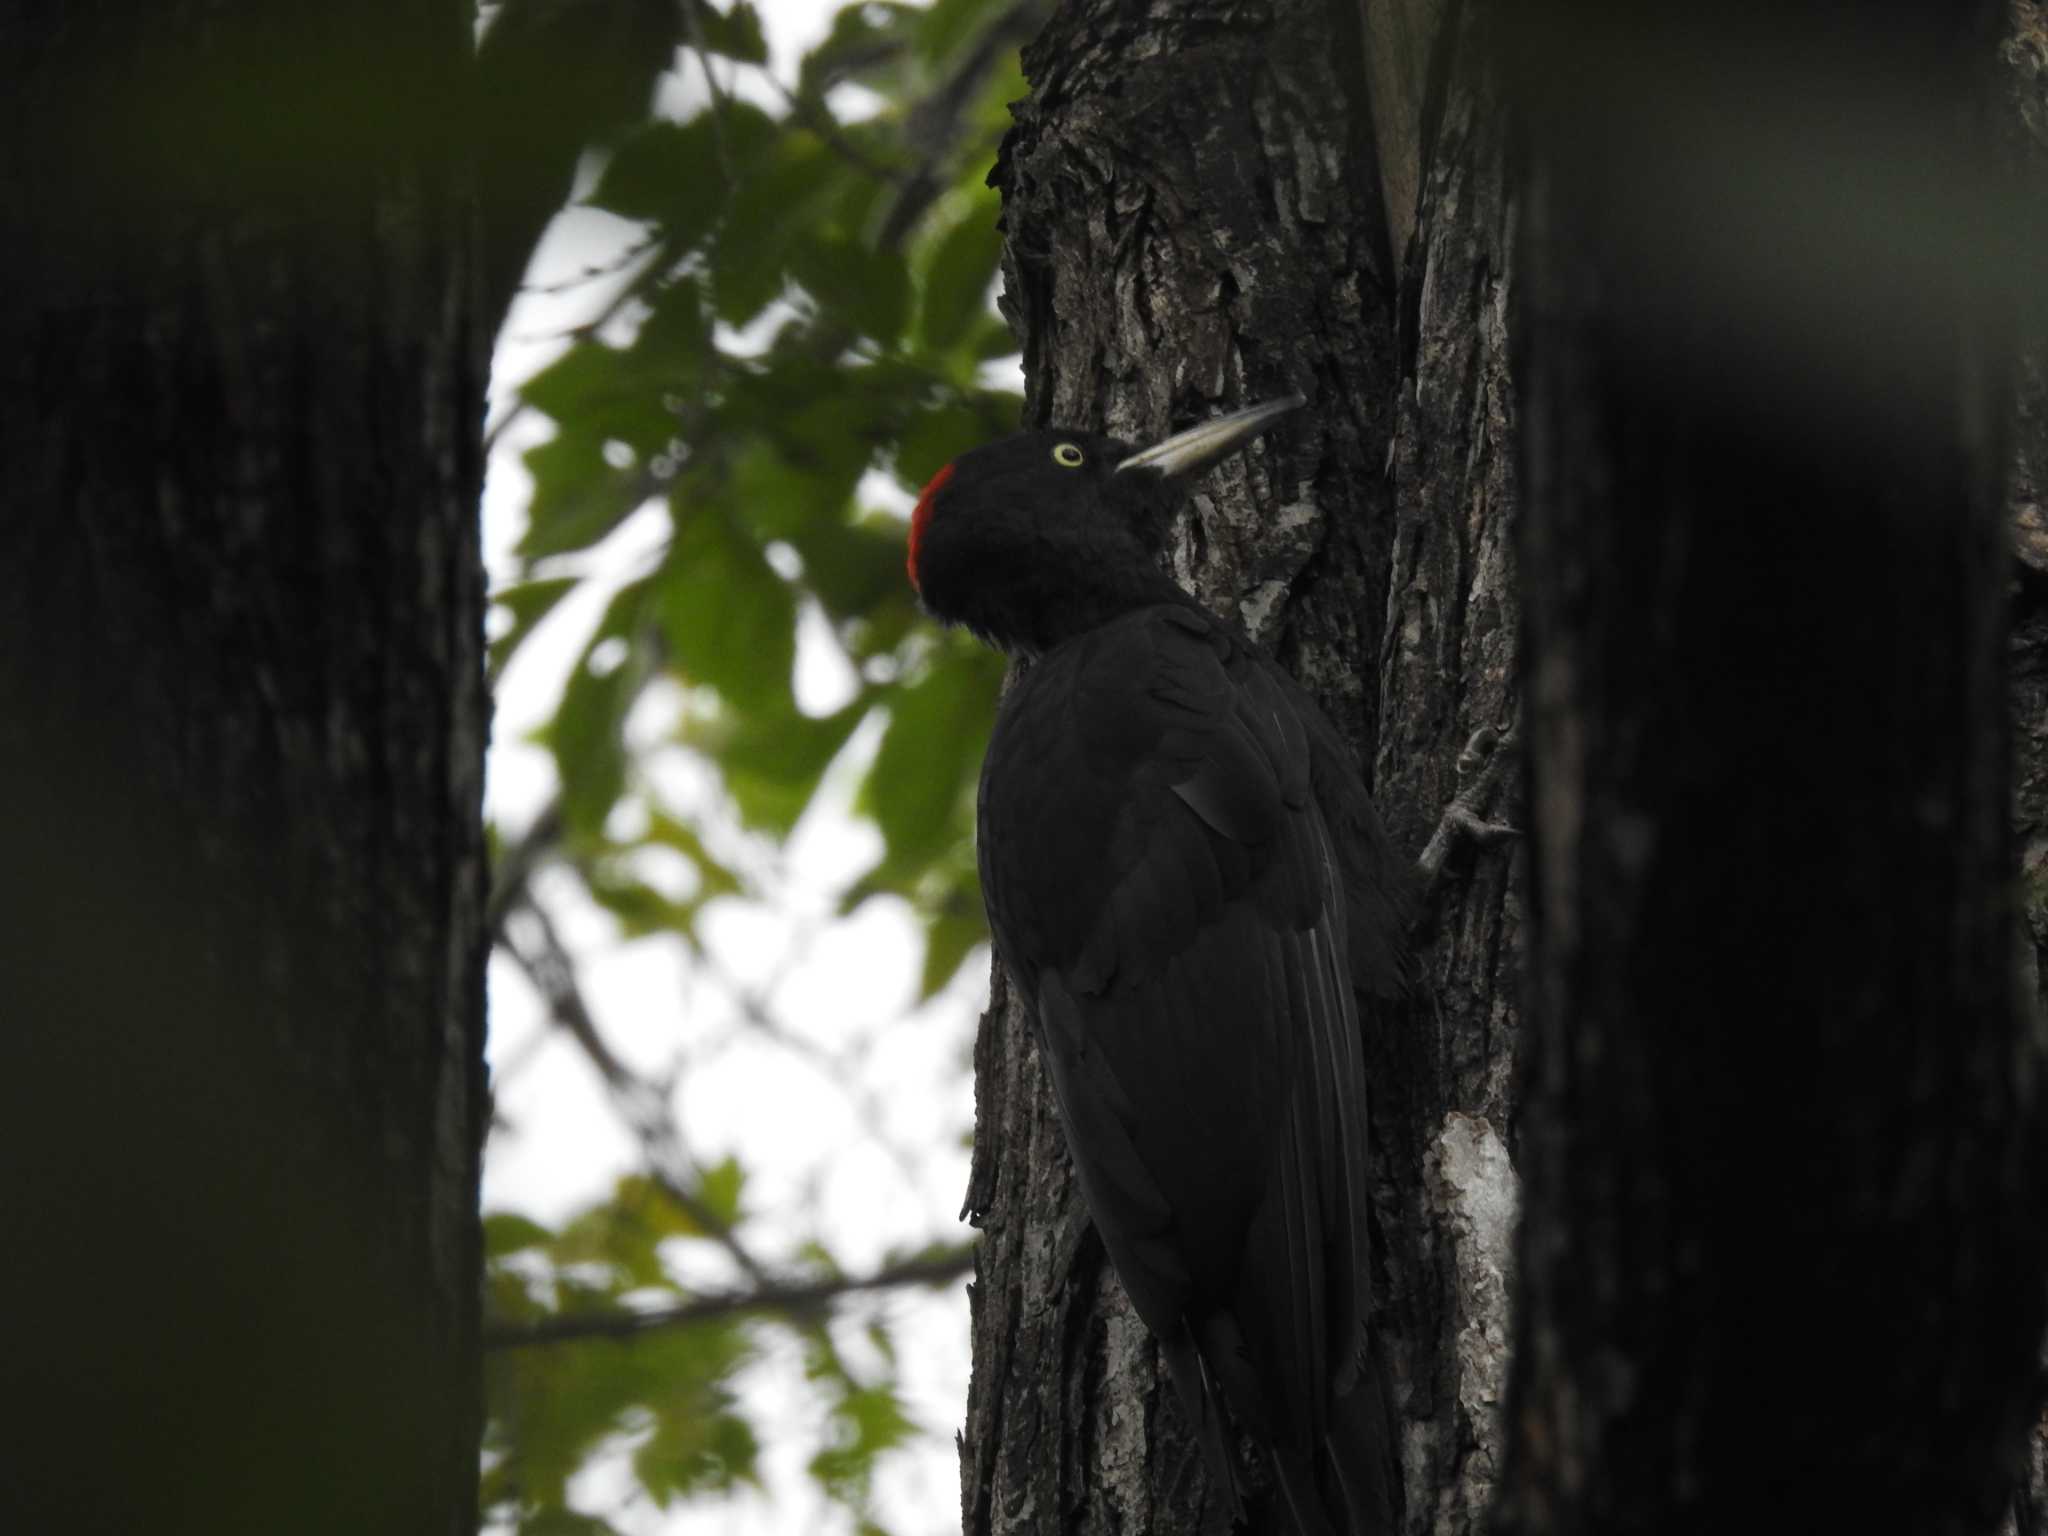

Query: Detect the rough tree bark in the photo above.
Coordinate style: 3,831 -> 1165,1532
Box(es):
961,0 -> 1521,1531
1499,5 -> 2047,1534
1,5 -> 488,1533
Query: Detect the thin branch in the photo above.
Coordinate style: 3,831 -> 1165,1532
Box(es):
485,241 -> 668,456
484,1247 -> 976,1349
487,798 -> 564,933
520,229 -> 666,298
496,888 -> 771,1285
876,0 -> 1051,248
489,1014 -> 566,1093
698,945 -> 935,1197
676,0 -> 736,181
769,74 -> 911,186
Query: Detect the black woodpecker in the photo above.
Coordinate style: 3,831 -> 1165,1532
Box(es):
910,398 -> 1412,1535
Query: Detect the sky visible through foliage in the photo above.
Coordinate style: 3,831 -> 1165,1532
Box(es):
477,1 -> 1030,1531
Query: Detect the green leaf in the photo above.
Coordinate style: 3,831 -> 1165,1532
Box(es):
590,119 -> 721,239
634,1407 -> 760,1506
791,234 -> 911,345
711,136 -> 843,325
797,516 -> 917,631
553,1185 -> 678,1288
798,2 -> 917,98
685,699 -> 866,835
547,580 -> 649,838
522,341 -> 677,455
860,646 -> 1002,877
484,1212 -> 556,1258
691,0 -> 769,64
724,438 -> 850,546
583,868 -> 702,940
489,575 -> 579,676
766,370 -> 900,503
865,1317 -> 897,1365
484,1290 -> 757,1522
969,312 -> 1023,361
540,1171 -> 758,1289
697,1156 -> 746,1229
484,1263 -> 547,1329
652,504 -> 797,704
919,891 -> 987,1000
919,202 -> 1002,350
809,1382 -> 915,1508
633,276 -> 713,382
519,431 -> 642,561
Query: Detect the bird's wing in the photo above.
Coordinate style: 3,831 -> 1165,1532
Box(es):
978,604 -> 1371,1450
1300,689 -> 1418,1004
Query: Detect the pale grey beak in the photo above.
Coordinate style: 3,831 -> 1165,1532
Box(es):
1114,394 -> 1306,479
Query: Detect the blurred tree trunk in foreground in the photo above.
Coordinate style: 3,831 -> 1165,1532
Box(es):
1999,4 -> 2048,1530
963,1 -> 2048,1533
0,4 -> 488,1532
1502,3 -> 2045,1534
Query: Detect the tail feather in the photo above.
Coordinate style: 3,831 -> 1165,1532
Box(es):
1268,1360 -> 1399,1536
1160,1324 -> 1249,1529
1270,1446 -> 1340,1536
1322,1362 -> 1398,1536
1165,1313 -> 1397,1536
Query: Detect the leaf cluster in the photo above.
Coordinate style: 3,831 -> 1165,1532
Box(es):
495,0 -> 1026,998
482,1180 -> 969,1535
482,1177 -> 763,1531
481,1 -> 1033,1530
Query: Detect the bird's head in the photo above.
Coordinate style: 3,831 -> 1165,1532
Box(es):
908,395 -> 1305,655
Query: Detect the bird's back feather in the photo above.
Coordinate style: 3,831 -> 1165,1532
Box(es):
979,604 -> 1383,1482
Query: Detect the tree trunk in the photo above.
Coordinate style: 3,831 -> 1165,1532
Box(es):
964,0 -> 1522,1530
0,6 -> 488,1533
1499,5 -> 2047,1533
1371,1 -> 1524,1524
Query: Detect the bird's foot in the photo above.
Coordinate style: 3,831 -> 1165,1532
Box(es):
1415,725 -> 1520,910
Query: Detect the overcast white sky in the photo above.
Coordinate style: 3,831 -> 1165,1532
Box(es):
480,5 -> 1012,1532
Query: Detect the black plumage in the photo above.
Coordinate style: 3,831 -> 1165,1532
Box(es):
911,402 -> 1411,1534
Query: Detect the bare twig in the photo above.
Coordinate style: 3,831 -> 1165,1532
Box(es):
876,0 -> 1051,248
497,888 -> 771,1284
521,230 -> 666,297
484,1246 -> 976,1349
769,73 -> 911,185
487,798 -> 565,933
485,240 -> 668,456
676,0 -> 737,180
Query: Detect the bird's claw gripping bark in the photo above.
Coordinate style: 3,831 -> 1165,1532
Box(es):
1416,725 -> 1521,910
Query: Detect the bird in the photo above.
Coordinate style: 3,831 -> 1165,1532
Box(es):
909,396 -> 1414,1535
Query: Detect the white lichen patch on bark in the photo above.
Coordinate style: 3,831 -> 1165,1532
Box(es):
1429,1111 -> 1518,1522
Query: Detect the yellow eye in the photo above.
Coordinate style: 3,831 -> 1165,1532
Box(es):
1051,443 -> 1085,468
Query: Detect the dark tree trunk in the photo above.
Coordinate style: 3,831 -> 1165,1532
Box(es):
0,5 -> 488,1533
965,0 -> 1522,1530
1500,6 -> 2047,1534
